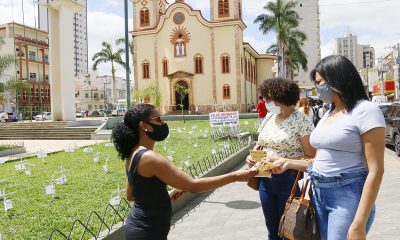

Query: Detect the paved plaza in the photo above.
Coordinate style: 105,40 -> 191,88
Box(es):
2,140 -> 399,239
169,148 -> 400,240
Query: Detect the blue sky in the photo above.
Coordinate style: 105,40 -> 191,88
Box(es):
1,0 -> 400,76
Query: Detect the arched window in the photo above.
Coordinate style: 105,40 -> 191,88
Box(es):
218,0 -> 229,17
162,58 -> 168,76
194,55 -> 204,74
221,55 -> 230,73
140,8 -> 150,27
142,61 -> 150,79
223,84 -> 230,99
244,57 -> 247,80
241,55 -> 243,74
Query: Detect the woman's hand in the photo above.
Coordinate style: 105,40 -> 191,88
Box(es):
233,168 -> 259,182
245,155 -> 257,168
347,223 -> 366,240
170,189 -> 186,201
263,156 -> 290,174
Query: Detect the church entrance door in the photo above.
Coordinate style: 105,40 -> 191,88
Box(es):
175,80 -> 189,110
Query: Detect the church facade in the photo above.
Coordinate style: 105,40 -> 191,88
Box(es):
132,0 -> 275,114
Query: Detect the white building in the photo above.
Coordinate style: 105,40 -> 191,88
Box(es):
284,0 -> 321,86
361,45 -> 375,68
75,71 -> 127,111
38,0 -> 88,76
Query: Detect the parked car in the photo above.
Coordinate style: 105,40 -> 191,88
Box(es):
112,109 -> 125,117
384,103 -> 400,156
35,112 -> 51,121
89,110 -> 101,117
76,112 -> 84,118
372,96 -> 388,104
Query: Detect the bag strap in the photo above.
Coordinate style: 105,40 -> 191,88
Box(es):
288,171 -> 303,201
258,112 -> 274,132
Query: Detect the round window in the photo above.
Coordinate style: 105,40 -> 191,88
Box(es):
173,12 -> 185,25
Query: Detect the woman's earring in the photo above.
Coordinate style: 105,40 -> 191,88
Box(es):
145,129 -> 148,132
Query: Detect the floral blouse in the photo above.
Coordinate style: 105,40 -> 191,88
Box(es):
257,111 -> 314,158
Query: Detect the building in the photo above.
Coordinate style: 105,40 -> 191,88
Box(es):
0,22 -> 51,117
75,71 -> 127,111
335,32 -> 375,69
361,45 -> 375,68
38,0 -> 88,76
132,0 -> 275,114
284,0 -> 321,86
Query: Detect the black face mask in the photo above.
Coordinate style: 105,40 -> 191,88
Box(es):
144,122 -> 169,141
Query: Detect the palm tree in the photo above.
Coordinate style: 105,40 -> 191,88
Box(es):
282,27 -> 308,79
0,37 -> 15,107
92,41 -> 126,108
254,0 -> 301,77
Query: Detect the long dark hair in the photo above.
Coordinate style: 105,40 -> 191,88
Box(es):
111,103 -> 155,160
310,55 -> 369,112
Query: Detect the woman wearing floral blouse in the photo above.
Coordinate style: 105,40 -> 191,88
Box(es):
246,78 -> 316,240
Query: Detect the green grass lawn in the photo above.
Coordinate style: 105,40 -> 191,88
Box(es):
0,119 -> 258,239
0,145 -> 21,152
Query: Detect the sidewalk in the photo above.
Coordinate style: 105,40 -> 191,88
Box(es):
169,149 -> 400,240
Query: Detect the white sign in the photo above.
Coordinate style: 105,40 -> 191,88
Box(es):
209,111 -> 239,127
56,175 -> 67,185
93,157 -> 100,163
212,149 -> 217,155
4,199 -> 12,211
0,159 -> 6,164
105,142 -> 113,147
15,163 -> 26,171
109,196 -> 122,205
103,164 -> 108,173
64,147 -> 75,153
45,185 -> 55,195
25,169 -> 32,176
84,147 -> 93,153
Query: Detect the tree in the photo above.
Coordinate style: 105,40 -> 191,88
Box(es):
143,85 -> 161,108
4,79 -> 31,115
92,41 -> 127,108
267,28 -> 308,79
174,83 -> 190,123
254,0 -> 301,77
0,37 -> 15,108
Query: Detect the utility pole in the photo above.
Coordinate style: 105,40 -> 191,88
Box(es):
124,0 -> 131,110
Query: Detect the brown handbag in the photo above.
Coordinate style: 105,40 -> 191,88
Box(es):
278,171 -> 320,240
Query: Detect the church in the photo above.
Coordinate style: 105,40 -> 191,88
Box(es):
132,0 -> 275,114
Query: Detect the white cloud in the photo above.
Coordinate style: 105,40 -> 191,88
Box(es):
0,0 -> 36,27
319,0 -> 400,59
87,11 -> 133,78
244,35 -> 273,54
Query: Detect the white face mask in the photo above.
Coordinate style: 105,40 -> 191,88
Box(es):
266,101 -> 281,114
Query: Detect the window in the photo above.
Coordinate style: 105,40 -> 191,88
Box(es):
221,55 -> 230,73
30,73 -> 36,81
244,57 -> 247,80
223,84 -> 230,99
241,55 -> 243,74
85,93 -> 89,98
140,8 -> 150,27
163,59 -> 168,76
143,61 -> 150,79
29,51 -> 36,61
218,0 -> 229,17
194,55 -> 203,74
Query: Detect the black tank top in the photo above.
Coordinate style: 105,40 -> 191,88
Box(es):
126,149 -> 172,231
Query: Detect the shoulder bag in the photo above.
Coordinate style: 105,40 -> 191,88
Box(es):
278,171 -> 320,240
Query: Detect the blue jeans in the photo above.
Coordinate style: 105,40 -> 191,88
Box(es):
259,170 -> 300,240
310,170 -> 375,240
259,117 -> 265,124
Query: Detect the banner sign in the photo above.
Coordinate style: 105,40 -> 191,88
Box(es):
209,111 -> 239,127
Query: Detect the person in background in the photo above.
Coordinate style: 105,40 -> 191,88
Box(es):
266,55 -> 385,240
112,103 -> 258,240
297,96 -> 314,123
256,96 -> 267,124
246,78 -> 315,240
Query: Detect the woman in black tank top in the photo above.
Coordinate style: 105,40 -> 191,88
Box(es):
112,104 -> 258,240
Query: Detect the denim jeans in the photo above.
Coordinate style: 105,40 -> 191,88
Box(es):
310,170 -> 375,240
259,170 -> 300,240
